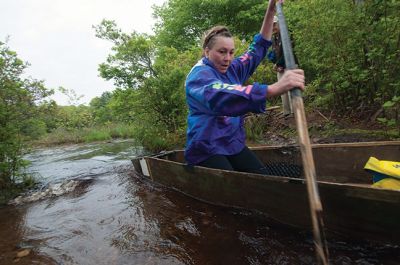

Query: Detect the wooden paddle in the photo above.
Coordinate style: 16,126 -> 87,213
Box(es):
275,3 -> 329,264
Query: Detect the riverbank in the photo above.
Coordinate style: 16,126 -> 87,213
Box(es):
30,123 -> 137,147
31,108 -> 400,149
246,107 -> 399,146
2,110 -> 397,206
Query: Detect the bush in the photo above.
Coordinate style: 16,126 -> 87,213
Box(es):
0,41 -> 52,199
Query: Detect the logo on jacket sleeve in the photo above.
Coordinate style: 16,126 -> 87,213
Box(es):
211,83 -> 253,95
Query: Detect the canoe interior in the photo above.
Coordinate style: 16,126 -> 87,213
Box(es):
160,141 -> 400,184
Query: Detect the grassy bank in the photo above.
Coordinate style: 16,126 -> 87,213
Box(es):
32,123 -> 137,147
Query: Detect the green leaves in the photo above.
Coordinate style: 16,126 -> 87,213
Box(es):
0,42 -> 53,191
288,0 -> 400,115
383,101 -> 396,108
153,0 -> 266,50
96,20 -> 156,89
94,19 -> 200,150
379,95 -> 400,135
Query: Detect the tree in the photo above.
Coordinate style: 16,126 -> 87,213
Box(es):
0,41 -> 53,192
95,20 -> 199,150
153,0 -> 267,50
287,0 -> 400,117
58,86 -> 84,106
89,91 -> 114,124
94,20 -> 157,89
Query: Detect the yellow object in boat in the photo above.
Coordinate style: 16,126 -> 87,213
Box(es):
364,157 -> 400,179
372,178 -> 400,190
364,157 -> 400,190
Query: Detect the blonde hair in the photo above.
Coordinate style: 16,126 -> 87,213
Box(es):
202,26 -> 232,50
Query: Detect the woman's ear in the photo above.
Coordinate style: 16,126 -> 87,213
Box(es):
204,48 -> 210,58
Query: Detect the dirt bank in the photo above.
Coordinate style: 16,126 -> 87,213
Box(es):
248,107 -> 398,146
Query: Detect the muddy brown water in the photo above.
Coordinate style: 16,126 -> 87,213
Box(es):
0,140 -> 399,265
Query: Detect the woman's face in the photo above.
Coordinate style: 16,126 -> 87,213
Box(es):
205,36 -> 235,74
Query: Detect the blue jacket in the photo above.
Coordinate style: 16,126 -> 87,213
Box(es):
185,34 -> 272,165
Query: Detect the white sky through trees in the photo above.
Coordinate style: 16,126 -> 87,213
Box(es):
0,0 -> 165,105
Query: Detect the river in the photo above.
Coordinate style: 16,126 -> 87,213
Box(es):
0,140 -> 398,264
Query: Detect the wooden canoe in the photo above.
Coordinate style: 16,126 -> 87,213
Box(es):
131,141 -> 400,244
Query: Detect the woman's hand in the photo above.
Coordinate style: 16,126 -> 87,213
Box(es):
267,69 -> 305,98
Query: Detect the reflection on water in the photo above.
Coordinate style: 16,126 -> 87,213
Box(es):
0,140 -> 399,264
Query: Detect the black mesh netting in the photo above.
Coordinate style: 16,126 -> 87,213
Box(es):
262,162 -> 303,178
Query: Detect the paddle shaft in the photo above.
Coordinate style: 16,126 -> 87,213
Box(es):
275,3 -> 329,264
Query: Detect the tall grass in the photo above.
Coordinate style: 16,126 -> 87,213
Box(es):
32,123 -> 137,146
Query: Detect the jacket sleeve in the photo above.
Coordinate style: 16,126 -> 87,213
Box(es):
231,34 -> 272,84
267,49 -> 277,63
186,68 -> 267,117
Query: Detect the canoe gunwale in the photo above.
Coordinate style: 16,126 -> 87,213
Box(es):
141,156 -> 400,196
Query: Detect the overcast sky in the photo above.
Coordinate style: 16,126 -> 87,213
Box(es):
0,0 -> 166,105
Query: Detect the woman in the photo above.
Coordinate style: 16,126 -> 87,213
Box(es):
185,0 -> 305,173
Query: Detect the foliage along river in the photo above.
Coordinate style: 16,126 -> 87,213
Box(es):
0,140 -> 399,265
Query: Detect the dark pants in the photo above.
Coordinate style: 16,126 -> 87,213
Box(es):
198,146 -> 268,174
